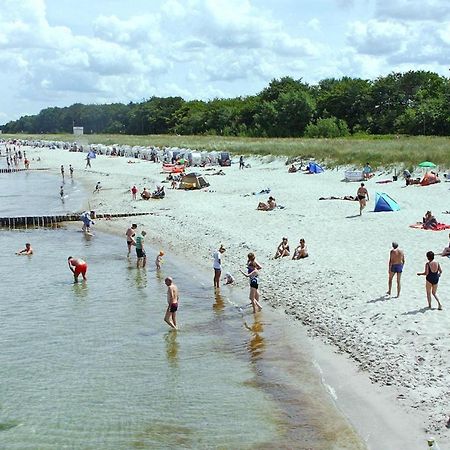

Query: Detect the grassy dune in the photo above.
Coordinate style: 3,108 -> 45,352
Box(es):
3,133 -> 450,168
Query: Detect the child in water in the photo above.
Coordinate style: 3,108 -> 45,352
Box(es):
224,273 -> 235,285
155,251 -> 164,270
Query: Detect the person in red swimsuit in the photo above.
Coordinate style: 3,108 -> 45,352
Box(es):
68,256 -> 88,282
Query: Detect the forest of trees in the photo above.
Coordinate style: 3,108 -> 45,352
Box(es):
3,71 -> 450,138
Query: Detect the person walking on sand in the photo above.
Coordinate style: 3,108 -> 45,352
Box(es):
67,256 -> 88,282
16,242 -> 33,255
126,223 -> 137,257
356,183 -> 369,215
387,242 -> 405,297
212,245 -> 226,289
417,251 -> 443,310
164,277 -> 179,329
69,164 -> 74,178
60,185 -> 64,199
239,155 -> 244,170
135,230 -> 147,268
60,165 -> 65,180
240,253 -> 263,313
131,185 -> 138,200
85,154 -> 91,169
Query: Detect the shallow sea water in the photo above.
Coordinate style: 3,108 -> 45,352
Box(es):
0,172 -> 366,449
0,170 -> 85,216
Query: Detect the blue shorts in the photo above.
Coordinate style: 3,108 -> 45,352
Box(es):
391,264 -> 403,273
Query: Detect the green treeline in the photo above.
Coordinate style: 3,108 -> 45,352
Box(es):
3,71 -> 450,137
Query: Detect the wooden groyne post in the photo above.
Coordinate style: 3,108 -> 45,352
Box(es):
0,212 -> 153,229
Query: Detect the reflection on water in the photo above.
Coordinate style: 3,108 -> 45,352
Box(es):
135,269 -> 147,290
244,314 -> 265,362
72,280 -> 89,299
165,331 -> 179,368
212,290 -> 225,314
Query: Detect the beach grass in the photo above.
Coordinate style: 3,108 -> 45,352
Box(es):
3,133 -> 450,168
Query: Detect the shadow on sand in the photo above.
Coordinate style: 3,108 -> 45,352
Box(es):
401,306 -> 430,316
367,295 -> 391,304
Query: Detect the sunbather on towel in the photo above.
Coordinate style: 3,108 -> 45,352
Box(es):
423,211 -> 438,229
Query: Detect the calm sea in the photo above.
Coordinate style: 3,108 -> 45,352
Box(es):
0,171 -> 365,449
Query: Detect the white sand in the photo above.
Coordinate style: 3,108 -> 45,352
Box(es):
21,146 -> 450,447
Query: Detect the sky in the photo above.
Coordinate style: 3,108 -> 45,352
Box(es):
1,0 -> 450,124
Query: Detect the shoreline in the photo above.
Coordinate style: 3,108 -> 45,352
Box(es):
21,145 -> 449,449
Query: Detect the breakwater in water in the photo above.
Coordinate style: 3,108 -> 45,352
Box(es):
0,212 -> 153,229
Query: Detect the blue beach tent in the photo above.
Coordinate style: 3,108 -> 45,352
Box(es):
374,192 -> 400,212
307,162 -> 324,173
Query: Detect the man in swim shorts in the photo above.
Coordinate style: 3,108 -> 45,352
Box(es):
68,256 -> 88,282
126,223 -> 137,257
164,277 -> 179,329
387,242 -> 405,297
135,230 -> 147,268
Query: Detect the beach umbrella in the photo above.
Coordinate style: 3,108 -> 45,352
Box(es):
418,161 -> 436,168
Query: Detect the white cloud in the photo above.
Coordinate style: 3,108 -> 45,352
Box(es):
2,0 -> 450,123
347,20 -> 409,56
375,0 -> 450,21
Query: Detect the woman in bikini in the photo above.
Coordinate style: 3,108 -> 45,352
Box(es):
417,251 -> 443,310
240,253 -> 263,313
274,237 -> 290,258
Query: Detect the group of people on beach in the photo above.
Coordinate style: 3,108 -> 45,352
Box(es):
387,241 -> 443,310
274,237 -> 308,259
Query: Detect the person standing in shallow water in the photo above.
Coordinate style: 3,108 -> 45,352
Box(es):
356,182 -> 369,215
417,251 -> 443,310
387,242 -> 405,297
126,223 -> 137,257
164,277 -> 179,330
240,252 -> 263,313
68,256 -> 87,282
212,245 -> 226,289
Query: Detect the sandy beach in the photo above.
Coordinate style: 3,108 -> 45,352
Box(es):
19,145 -> 449,448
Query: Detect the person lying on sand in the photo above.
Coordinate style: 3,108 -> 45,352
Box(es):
406,177 -> 421,186
437,232 -> 450,256
423,211 -> 438,229
257,196 -> 276,211
319,195 -> 357,201
292,239 -> 308,259
274,237 -> 290,259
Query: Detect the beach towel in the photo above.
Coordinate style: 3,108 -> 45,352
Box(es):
409,223 -> 450,231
